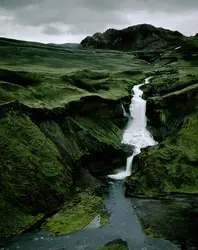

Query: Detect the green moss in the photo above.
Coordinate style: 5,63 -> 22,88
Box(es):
42,192 -> 109,235
143,227 -> 164,239
0,68 -> 145,109
40,113 -> 122,164
159,109 -> 169,123
0,110 -> 72,239
0,203 -> 43,240
98,240 -> 128,250
98,240 -> 129,250
0,37 -> 149,109
74,116 -> 122,148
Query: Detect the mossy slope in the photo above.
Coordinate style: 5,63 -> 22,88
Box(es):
0,110 -> 73,242
42,192 -> 109,235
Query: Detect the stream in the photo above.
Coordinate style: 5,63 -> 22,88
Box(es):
3,78 -> 197,250
108,77 -> 157,180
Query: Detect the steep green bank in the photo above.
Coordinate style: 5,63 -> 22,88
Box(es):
0,94 -> 128,243
0,110 -> 73,241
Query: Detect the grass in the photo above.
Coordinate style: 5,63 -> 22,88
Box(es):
0,110 -> 72,240
42,192 -> 109,235
0,70 -> 146,109
0,37 -> 150,110
0,38 -> 149,73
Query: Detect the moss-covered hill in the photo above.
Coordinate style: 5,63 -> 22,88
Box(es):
81,24 -> 187,51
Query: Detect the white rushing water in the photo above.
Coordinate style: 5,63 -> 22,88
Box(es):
108,77 -> 157,180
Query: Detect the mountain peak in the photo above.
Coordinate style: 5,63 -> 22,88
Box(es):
81,24 -> 186,51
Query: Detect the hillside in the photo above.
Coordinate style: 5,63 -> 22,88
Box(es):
81,24 -> 188,51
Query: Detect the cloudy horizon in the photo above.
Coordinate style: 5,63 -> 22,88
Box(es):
0,0 -> 197,44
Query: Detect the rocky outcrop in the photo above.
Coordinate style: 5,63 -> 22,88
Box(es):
81,24 -> 186,51
132,196 -> 198,249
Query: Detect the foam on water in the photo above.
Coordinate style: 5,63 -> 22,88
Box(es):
108,77 -> 157,180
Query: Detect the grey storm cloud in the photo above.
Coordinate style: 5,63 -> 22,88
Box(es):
1,0 -> 198,11
42,24 -> 63,35
0,0 -> 198,43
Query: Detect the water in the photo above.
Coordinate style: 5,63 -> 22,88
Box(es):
108,77 -> 157,180
121,104 -> 128,118
4,182 -> 179,250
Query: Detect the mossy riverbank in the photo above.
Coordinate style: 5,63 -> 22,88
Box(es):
97,239 -> 129,250
126,75 -> 198,196
42,192 -> 109,235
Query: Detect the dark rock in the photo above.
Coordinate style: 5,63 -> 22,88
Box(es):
81,24 -> 186,51
132,196 -> 198,249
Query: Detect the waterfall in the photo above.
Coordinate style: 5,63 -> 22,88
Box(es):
121,104 -> 128,118
108,77 -> 157,180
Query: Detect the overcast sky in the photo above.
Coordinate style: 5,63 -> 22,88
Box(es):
0,0 -> 197,43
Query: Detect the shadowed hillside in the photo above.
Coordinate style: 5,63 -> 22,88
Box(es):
81,24 -> 188,51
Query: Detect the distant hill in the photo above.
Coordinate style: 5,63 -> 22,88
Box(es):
81,24 -> 188,51
48,43 -> 79,48
0,37 -> 79,49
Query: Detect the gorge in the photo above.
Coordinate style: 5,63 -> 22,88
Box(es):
0,24 -> 198,250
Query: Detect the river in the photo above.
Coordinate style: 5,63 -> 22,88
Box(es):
3,78 -> 197,250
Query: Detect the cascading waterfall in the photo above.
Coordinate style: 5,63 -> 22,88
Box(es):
108,77 -> 157,180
